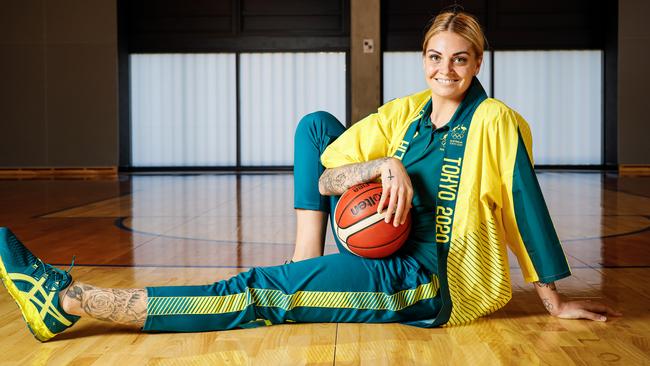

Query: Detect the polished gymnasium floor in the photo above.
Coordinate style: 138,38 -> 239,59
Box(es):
0,172 -> 649,365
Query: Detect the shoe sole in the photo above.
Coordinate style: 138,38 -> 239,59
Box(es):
0,257 -> 55,342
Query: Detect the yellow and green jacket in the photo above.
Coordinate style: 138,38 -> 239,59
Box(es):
320,78 -> 571,326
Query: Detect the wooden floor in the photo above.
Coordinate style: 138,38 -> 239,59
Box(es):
0,172 -> 649,365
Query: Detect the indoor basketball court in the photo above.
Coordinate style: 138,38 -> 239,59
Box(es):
1,1 -> 649,365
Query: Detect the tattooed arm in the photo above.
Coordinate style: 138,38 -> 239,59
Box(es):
319,157 -> 413,227
533,281 -> 621,321
318,158 -> 390,196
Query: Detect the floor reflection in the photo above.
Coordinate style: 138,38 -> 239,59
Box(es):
11,172 -> 648,269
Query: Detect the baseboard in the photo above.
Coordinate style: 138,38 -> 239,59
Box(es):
619,164 -> 650,176
0,167 -> 118,180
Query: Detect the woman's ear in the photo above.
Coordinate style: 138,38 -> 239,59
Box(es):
475,55 -> 483,75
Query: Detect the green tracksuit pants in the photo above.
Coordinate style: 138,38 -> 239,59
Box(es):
143,112 -> 441,332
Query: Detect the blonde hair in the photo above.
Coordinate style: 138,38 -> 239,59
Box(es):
421,11 -> 486,59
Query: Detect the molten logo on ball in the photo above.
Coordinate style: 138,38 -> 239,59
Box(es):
334,182 -> 411,259
350,193 -> 382,216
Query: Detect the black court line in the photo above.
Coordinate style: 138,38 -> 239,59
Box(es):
35,191 -> 134,218
34,171 -> 294,218
602,179 -> 650,199
563,224 -> 650,242
30,172 -> 649,220
606,188 -> 650,199
115,217 -> 338,247
115,215 -> 650,246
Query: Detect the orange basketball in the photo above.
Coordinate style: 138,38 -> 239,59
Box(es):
334,182 -> 411,258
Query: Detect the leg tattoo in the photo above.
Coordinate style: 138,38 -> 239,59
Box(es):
64,283 -> 147,327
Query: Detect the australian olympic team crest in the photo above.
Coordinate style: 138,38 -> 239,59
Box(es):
449,125 -> 467,147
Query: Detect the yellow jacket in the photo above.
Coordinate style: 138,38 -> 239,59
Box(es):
321,86 -> 571,325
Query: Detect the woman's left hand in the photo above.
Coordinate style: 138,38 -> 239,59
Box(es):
553,299 -> 622,321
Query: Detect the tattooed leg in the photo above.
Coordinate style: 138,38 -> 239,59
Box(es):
59,282 -> 147,327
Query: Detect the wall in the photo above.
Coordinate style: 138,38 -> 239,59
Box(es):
618,0 -> 650,165
0,0 -> 118,167
1,1 -> 647,167
350,0 -> 381,124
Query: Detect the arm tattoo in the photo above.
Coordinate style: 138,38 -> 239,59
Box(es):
70,284 -> 147,325
334,172 -> 346,189
319,158 -> 389,195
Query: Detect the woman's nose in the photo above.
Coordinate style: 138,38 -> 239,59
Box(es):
440,59 -> 453,74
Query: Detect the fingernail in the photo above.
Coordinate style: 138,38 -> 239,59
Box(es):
600,316 -> 607,321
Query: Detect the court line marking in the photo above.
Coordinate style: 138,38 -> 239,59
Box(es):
114,217 -> 339,247
603,186 -> 650,199
33,171 -> 293,219
115,215 -> 650,245
563,223 -> 650,242
35,191 -> 135,218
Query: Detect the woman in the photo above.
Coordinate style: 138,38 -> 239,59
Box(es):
0,11 -> 620,342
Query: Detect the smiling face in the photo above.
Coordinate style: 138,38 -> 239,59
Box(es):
423,31 -> 482,102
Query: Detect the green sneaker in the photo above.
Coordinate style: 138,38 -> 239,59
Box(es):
0,227 -> 79,342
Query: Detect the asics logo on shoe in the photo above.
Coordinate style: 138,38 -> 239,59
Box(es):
9,272 -> 73,326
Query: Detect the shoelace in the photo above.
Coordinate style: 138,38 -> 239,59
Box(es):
36,255 -> 76,288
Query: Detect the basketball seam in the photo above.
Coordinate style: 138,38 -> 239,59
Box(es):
347,218 -> 411,250
336,212 -> 385,243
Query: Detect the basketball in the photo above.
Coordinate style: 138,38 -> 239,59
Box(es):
334,182 -> 411,258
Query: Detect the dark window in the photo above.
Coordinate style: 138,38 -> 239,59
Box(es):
125,0 -> 350,52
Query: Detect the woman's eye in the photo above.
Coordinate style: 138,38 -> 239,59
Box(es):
453,57 -> 467,64
429,54 -> 441,62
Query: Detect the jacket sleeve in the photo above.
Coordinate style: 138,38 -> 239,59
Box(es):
499,109 -> 571,283
320,112 -> 393,169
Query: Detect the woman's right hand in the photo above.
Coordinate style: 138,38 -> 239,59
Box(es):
376,157 -> 413,227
